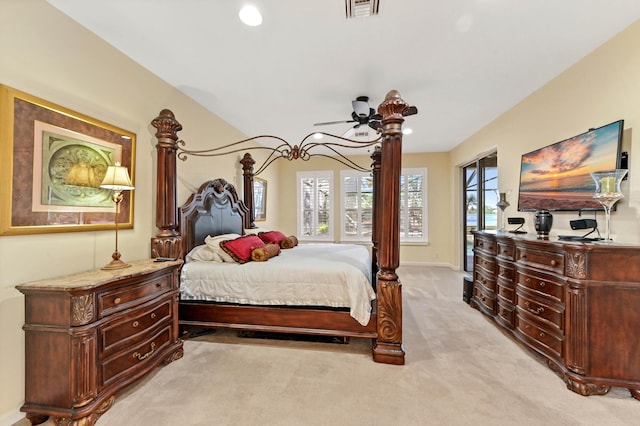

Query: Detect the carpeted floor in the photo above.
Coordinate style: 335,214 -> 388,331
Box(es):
16,265 -> 639,425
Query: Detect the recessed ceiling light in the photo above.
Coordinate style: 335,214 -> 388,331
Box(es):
239,5 -> 262,26
403,128 -> 413,135
313,132 -> 323,140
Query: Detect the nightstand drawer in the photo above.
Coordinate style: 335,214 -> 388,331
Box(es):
100,297 -> 173,356
101,325 -> 172,387
98,274 -> 173,317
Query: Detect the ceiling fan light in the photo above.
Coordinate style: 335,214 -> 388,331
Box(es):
239,5 -> 262,26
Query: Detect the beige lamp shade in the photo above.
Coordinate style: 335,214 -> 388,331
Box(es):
100,162 -> 134,191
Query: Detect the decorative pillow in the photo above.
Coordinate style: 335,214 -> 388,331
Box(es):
258,230 -> 287,245
185,244 -> 224,263
204,233 -> 241,263
280,235 -> 299,249
220,235 -> 265,264
251,243 -> 281,262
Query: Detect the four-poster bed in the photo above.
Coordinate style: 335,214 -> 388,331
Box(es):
150,90 -> 416,365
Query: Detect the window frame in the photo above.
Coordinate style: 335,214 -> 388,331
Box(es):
399,167 -> 428,244
296,170 -> 334,242
339,170 -> 374,242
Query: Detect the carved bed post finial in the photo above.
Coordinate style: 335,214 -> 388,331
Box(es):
240,153 -> 256,229
373,90 -> 417,365
151,109 -> 184,258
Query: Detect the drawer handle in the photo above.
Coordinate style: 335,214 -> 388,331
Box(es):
524,302 -> 544,315
478,242 -> 484,247
550,260 -> 557,266
539,281 -> 546,288
156,282 -> 164,288
524,324 -> 530,330
114,297 -> 122,305
133,342 -> 156,361
151,313 -> 157,319
539,332 -> 545,338
132,321 -> 139,328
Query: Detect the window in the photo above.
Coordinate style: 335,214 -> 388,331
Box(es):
400,168 -> 427,243
339,168 -> 427,244
297,171 -> 333,241
340,170 -> 373,241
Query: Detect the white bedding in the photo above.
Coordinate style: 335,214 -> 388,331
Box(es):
180,243 -> 376,326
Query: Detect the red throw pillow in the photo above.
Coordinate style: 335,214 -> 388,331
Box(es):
220,235 -> 265,263
258,230 -> 287,245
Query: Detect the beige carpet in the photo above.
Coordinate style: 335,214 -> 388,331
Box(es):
18,266 -> 638,425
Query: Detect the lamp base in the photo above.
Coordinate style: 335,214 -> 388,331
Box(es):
102,251 -> 131,270
101,259 -> 131,270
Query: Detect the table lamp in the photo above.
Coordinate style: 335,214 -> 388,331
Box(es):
100,162 -> 134,270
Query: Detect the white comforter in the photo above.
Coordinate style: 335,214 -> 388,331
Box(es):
180,243 -> 375,326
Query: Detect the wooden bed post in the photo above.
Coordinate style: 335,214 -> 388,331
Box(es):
151,109 -> 184,258
373,90 -> 408,365
240,153 -> 256,229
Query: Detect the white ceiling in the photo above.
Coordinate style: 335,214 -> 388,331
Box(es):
47,0 -> 640,153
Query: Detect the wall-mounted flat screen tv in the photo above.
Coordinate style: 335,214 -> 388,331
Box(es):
517,120 -> 624,212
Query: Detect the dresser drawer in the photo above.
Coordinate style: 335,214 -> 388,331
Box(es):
517,245 -> 564,274
497,260 -> 514,282
474,269 -> 496,292
516,269 -> 564,303
100,297 -> 173,356
516,314 -> 563,359
474,284 -> 495,313
516,290 -> 564,332
101,325 -> 172,387
497,280 -> 515,304
475,253 -> 496,275
98,273 -> 173,317
497,300 -> 515,328
497,241 -> 515,260
474,236 -> 497,255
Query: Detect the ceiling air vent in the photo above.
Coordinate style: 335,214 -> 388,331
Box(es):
345,0 -> 379,18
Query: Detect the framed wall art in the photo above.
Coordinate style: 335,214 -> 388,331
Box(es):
0,84 -> 136,236
253,177 -> 267,221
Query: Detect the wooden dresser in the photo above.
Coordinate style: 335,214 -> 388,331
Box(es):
472,231 -> 640,400
16,259 -> 184,425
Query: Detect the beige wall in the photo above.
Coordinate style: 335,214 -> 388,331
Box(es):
0,1 -> 276,421
450,20 -> 640,266
277,150 -> 453,266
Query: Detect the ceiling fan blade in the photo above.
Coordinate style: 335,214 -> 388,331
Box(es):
368,121 -> 382,131
313,119 -> 356,126
403,106 -> 418,116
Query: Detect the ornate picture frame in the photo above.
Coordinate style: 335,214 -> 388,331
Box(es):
0,85 -> 136,236
253,177 -> 267,222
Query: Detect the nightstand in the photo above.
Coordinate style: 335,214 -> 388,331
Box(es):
16,259 -> 184,425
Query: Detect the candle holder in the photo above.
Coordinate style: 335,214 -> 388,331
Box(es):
590,169 -> 627,242
496,192 -> 510,232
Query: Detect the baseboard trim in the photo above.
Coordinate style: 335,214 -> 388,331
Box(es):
399,261 -> 459,270
1,408 -> 25,426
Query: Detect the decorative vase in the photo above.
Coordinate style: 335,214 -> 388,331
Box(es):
534,209 -> 553,239
496,192 -> 510,232
590,169 -> 628,242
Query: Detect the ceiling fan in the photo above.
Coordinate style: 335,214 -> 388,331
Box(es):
313,96 -> 383,131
